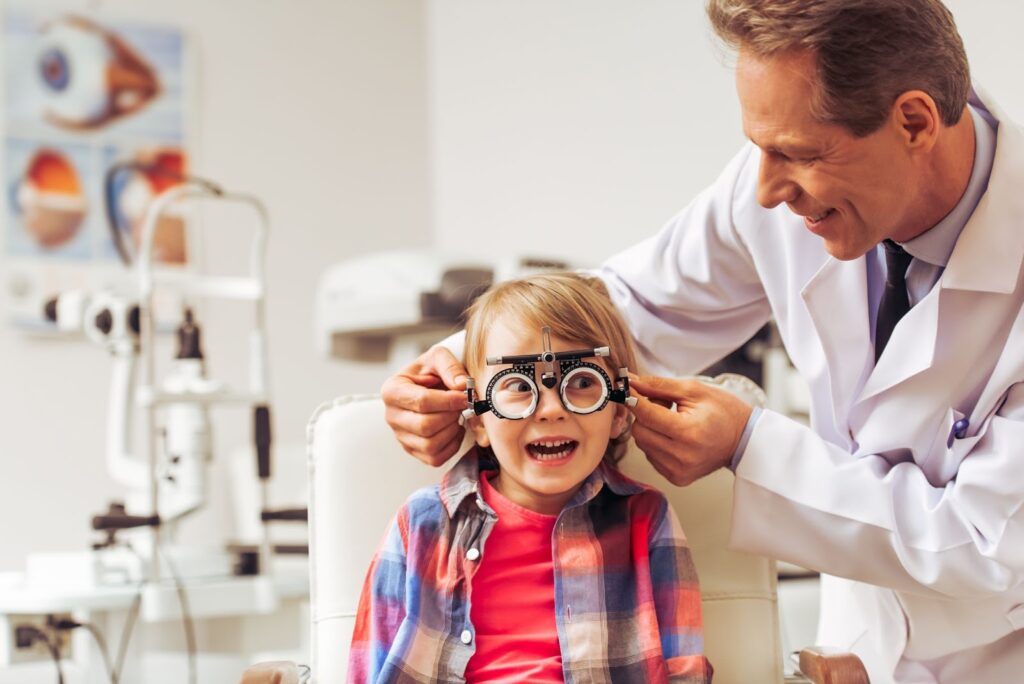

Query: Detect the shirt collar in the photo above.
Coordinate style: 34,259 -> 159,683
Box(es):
900,104 -> 996,267
439,446 -> 645,519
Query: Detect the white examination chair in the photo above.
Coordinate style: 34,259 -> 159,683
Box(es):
242,394 -> 867,684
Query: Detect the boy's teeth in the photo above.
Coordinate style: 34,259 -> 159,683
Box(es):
528,440 -> 577,460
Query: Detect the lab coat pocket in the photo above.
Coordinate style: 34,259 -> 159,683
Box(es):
921,407 -> 981,486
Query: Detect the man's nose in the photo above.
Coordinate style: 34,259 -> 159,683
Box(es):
534,385 -> 567,420
756,152 -> 800,209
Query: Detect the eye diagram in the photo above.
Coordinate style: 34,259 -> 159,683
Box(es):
109,149 -> 188,264
36,16 -> 160,130
13,148 -> 88,249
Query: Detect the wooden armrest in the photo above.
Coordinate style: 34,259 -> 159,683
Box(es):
239,661 -> 302,684
798,646 -> 870,684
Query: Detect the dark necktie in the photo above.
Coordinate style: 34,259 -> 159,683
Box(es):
874,239 -> 913,362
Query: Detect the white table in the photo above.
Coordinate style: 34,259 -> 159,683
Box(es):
0,562 -> 309,684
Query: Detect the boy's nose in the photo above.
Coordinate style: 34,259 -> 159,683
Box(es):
534,385 -> 567,420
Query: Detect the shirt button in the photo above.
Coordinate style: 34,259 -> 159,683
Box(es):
460,629 -> 472,644
466,547 -> 480,561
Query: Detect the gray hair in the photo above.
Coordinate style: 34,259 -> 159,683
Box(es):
707,0 -> 971,136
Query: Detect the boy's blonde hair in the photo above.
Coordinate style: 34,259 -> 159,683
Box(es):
463,272 -> 638,463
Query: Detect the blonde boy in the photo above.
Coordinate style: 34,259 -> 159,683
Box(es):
349,273 -> 711,683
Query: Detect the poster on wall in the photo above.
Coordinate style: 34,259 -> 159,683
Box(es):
2,10 -> 190,331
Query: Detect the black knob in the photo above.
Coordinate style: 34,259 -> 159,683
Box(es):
128,305 -> 141,335
43,297 -> 58,322
95,309 -> 113,335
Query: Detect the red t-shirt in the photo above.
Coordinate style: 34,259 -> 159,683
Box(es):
464,473 -> 564,682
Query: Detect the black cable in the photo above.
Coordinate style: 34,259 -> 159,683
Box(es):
159,548 -> 197,684
51,618 -> 116,684
103,161 -> 224,266
41,632 -> 65,684
21,626 -> 65,684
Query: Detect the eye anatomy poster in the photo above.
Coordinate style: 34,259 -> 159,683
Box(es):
3,10 -> 189,330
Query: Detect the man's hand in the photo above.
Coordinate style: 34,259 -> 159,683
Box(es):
381,346 -> 471,467
629,375 -> 754,486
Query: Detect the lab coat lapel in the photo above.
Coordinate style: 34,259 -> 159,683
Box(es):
857,90 -> 1024,403
800,256 -> 873,440
857,284 -> 941,401
941,94 -> 1024,296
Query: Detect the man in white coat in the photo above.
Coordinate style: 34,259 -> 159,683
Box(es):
380,1 -> 1024,681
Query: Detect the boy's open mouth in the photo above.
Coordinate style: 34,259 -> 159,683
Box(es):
526,439 -> 578,461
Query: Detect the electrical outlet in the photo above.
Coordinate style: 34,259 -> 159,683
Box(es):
0,613 -> 73,666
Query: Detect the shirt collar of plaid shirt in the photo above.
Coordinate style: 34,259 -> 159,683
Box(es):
439,446 -> 645,520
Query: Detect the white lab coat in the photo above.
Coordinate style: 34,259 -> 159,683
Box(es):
599,89 -> 1024,684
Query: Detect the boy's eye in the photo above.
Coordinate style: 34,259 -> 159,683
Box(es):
500,378 -> 532,393
567,374 -> 594,390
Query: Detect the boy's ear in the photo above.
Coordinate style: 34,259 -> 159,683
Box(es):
467,415 -> 490,448
611,404 -> 630,439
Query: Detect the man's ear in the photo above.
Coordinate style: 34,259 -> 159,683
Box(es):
892,90 -> 940,152
467,415 -> 490,448
611,404 -> 630,440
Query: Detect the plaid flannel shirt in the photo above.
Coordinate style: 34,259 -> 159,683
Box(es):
348,447 -> 712,683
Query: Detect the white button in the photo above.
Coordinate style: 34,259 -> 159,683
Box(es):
466,548 -> 480,561
460,629 -> 472,644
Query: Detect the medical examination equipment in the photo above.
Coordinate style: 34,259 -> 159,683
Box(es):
461,325 -> 638,421
314,250 -> 571,367
40,178 -> 272,588
0,175 -> 310,681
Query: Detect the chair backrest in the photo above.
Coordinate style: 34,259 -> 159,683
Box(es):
307,394 -> 782,684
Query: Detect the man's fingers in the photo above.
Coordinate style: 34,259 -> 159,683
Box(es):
434,426 -> 468,465
406,373 -> 450,389
422,346 -> 468,391
629,393 -> 688,436
645,452 -> 685,487
632,420 -> 683,457
385,403 -> 462,440
399,422 -> 465,466
632,422 -> 691,486
382,375 -> 469,414
631,375 -> 701,402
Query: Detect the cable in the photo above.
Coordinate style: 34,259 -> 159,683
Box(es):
112,545 -> 149,684
18,626 -> 64,684
112,588 -> 142,684
51,618 -> 115,684
158,547 -> 197,684
40,631 -> 65,684
103,161 -> 224,266
80,622 -> 116,684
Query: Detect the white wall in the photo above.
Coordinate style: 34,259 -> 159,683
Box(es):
0,0 -> 431,570
2,0 -> 1022,575
428,0 -> 1024,266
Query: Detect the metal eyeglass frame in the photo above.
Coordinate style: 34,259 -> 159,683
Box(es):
460,327 -> 638,421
